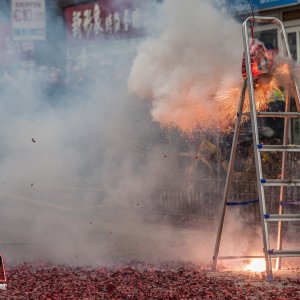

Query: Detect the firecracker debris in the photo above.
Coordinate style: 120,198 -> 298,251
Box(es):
0,262 -> 299,299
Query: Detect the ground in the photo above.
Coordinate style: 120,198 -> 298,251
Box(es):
0,263 -> 299,299
0,191 -> 298,299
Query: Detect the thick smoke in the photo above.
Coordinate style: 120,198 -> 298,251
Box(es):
0,56 -> 189,265
0,0 -> 278,269
129,0 -> 243,132
0,6 -> 221,265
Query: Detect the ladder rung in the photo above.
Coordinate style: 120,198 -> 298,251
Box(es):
264,214 -> 300,221
256,112 -> 300,118
218,255 -> 265,260
226,198 -> 259,206
257,144 -> 300,152
261,179 -> 300,186
268,250 -> 300,257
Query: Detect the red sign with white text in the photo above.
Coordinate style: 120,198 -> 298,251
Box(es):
64,0 -> 143,47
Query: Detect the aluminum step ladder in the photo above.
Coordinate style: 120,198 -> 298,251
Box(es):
212,16 -> 300,281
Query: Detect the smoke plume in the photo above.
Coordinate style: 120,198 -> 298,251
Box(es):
129,0 -> 243,132
0,0 -> 277,269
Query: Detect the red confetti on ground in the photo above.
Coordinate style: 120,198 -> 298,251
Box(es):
0,262 -> 299,299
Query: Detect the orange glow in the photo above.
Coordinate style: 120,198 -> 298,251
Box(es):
244,259 -> 266,272
151,62 -> 291,133
213,62 -> 290,132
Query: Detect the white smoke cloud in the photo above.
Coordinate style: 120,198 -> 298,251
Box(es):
129,0 -> 243,132
0,45 -> 224,266
0,1 -> 272,269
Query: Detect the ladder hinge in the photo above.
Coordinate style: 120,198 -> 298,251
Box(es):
257,144 -> 263,149
267,249 -> 274,254
264,214 -> 270,219
261,179 -> 267,183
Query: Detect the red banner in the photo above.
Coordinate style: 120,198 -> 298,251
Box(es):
64,0 -> 143,47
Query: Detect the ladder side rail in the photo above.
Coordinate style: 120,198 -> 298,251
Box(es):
242,18 -> 273,280
276,89 -> 291,270
211,80 -> 247,272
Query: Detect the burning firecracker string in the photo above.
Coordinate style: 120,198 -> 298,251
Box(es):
154,62 -> 291,134
209,62 -> 290,133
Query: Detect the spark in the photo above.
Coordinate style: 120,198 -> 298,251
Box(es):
155,62 -> 291,134
213,62 -> 290,132
244,258 -> 266,272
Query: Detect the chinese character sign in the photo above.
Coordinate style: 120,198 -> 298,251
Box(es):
64,0 -> 142,46
11,0 -> 46,41
227,0 -> 298,13
252,0 -> 298,10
